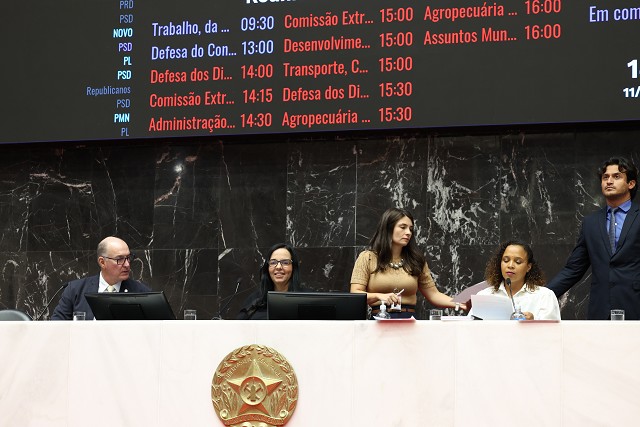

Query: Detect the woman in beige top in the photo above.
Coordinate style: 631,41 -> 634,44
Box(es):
350,208 -> 464,318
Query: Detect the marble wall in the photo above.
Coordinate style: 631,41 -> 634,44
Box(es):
0,127 -> 638,320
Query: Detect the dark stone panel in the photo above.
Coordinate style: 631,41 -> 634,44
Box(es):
355,136 -> 429,246
0,252 -> 28,312
296,246 -> 356,292
287,141 -> 357,247
89,145 -> 156,249
218,246 -> 266,320
500,133 -> 578,245
20,250 -> 93,319
218,142 -> 287,249
124,248 -> 218,319
429,244 -> 495,297
152,143 -> 221,249
0,163 -> 32,252
425,135 -> 501,246
16,147 -> 98,252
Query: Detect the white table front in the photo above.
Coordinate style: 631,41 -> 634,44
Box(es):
0,320 -> 638,427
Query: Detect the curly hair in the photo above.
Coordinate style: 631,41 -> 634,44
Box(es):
368,207 -> 426,276
484,240 -> 545,292
598,157 -> 638,200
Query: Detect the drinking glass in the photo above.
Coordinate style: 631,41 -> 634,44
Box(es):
611,309 -> 625,321
429,309 -> 442,320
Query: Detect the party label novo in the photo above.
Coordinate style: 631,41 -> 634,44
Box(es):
212,344 -> 298,426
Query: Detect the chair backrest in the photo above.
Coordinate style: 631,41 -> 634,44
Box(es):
0,309 -> 33,321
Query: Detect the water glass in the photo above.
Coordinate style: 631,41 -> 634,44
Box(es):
73,311 -> 86,321
184,309 -> 197,320
429,309 -> 443,320
611,309 -> 625,321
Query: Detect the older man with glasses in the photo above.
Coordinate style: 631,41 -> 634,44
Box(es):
51,236 -> 151,320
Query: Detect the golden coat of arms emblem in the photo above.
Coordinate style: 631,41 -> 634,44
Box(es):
212,344 -> 298,426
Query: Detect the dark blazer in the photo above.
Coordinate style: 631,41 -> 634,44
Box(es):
548,202 -> 640,319
51,274 -> 151,320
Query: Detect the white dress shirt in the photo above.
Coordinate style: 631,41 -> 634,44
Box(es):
98,272 -> 122,293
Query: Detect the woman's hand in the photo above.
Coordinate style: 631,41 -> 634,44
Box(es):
454,302 -> 468,313
380,292 -> 400,305
523,311 -> 534,320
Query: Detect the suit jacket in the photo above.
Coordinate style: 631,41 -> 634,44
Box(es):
548,202 -> 640,319
51,274 -> 151,320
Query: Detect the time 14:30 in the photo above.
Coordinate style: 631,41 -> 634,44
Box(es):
240,113 -> 272,128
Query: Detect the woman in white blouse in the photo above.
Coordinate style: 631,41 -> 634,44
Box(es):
477,240 -> 561,320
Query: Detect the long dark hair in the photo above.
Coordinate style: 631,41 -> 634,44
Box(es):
484,240 -> 545,292
598,157 -> 638,200
255,243 -> 301,308
369,207 -> 425,276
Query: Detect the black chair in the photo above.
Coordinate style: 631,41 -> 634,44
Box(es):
0,309 -> 33,321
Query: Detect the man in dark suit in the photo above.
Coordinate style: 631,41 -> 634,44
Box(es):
548,157 -> 639,319
52,236 -> 150,320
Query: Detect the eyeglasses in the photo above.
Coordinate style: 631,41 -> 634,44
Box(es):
103,254 -> 136,265
268,259 -> 292,267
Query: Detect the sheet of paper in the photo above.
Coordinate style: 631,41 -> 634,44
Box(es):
470,294 -> 513,320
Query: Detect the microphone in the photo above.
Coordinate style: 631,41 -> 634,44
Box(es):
212,277 -> 242,320
34,283 -> 68,320
505,278 -> 516,312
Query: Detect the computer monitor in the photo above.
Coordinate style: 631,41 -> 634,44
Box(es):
267,291 -> 367,320
85,291 -> 176,320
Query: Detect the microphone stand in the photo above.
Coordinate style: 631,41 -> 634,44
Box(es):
505,278 -> 516,312
34,284 -> 68,320
212,278 -> 242,320
505,278 -> 526,320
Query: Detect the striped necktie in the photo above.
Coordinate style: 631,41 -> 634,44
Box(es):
106,285 -> 116,293
608,207 -> 618,252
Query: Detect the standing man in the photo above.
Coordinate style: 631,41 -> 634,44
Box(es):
548,157 -> 640,319
51,236 -> 150,320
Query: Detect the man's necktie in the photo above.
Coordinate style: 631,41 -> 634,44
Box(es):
609,208 -> 618,252
106,285 -> 116,293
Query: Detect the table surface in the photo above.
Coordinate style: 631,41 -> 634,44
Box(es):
1,320 -> 638,427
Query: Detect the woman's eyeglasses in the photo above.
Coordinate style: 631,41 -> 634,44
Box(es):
268,259 -> 292,267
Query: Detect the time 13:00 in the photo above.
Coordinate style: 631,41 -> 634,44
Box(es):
242,40 -> 274,55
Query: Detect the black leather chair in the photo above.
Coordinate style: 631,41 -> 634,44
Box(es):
0,309 -> 33,321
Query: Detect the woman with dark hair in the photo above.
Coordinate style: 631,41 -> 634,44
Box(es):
350,207 -> 462,318
237,243 -> 301,320
476,240 -> 560,320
